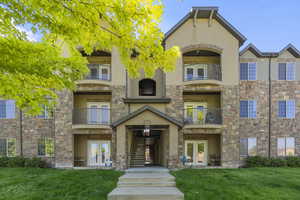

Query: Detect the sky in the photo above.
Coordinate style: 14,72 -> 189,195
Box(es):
160,0 -> 300,52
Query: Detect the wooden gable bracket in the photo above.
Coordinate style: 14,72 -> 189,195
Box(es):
193,9 -> 199,28
208,10 -> 214,27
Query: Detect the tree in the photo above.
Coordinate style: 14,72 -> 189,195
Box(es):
0,0 -> 180,114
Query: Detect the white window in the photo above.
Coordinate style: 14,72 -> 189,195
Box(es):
277,137 -> 295,156
240,138 -> 257,157
37,105 -> 50,119
278,63 -> 295,80
0,100 -> 15,119
240,100 -> 257,118
184,102 -> 207,124
38,138 -> 54,157
240,62 -> 257,80
0,138 -> 16,157
88,140 -> 111,166
185,140 -> 208,166
88,64 -> 110,81
184,64 -> 208,81
278,100 -> 295,118
87,102 -> 110,124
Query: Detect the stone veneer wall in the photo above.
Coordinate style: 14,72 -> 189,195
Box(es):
0,111 -> 21,155
54,90 -> 74,168
221,85 -> 240,167
22,116 -> 55,166
270,81 -> 300,157
239,81 -> 270,158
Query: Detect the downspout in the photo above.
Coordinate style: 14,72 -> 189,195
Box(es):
19,110 -> 23,156
268,57 -> 272,158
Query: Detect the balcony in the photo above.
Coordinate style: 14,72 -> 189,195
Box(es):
76,64 -> 111,87
72,108 -> 111,129
183,64 -> 222,86
183,108 -> 222,128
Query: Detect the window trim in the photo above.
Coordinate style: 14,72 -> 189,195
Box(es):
278,100 -> 295,119
87,102 -> 110,124
240,100 -> 257,118
277,137 -> 295,156
278,62 -> 295,81
184,64 -> 208,81
184,140 -> 208,166
240,137 -> 257,157
0,138 -> 16,157
37,137 -> 55,157
0,99 -> 16,119
88,63 -> 111,81
240,62 -> 257,81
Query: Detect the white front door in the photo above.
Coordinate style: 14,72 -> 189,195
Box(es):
185,140 -> 208,166
87,140 -> 111,166
87,102 -> 110,124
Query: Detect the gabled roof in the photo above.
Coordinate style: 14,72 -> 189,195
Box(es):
111,105 -> 183,128
164,7 -> 247,46
240,43 -> 300,58
279,44 -> 300,58
240,43 -> 263,57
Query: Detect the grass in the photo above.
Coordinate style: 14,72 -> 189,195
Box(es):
0,168 -> 123,200
172,168 -> 300,200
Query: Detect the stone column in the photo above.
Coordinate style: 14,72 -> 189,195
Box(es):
221,85 -> 240,167
54,90 -> 74,168
168,124 -> 179,168
116,125 -> 127,170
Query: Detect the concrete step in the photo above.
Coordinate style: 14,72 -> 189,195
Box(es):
119,172 -> 175,181
108,187 -> 184,200
118,181 -> 175,187
125,167 -> 169,174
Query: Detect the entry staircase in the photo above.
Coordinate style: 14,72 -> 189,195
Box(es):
129,137 -> 145,167
108,167 -> 184,200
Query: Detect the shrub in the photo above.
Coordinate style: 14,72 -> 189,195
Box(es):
245,156 -> 268,167
24,157 -> 47,168
7,156 -> 25,167
0,157 -> 9,167
0,157 -> 47,168
245,156 -> 300,168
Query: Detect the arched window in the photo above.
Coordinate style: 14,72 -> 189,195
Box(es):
139,79 -> 156,96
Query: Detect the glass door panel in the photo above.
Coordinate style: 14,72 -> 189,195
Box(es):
195,106 -> 205,124
186,143 -> 194,163
88,141 -> 110,166
185,141 -> 207,166
88,105 -> 100,124
197,143 -> 205,164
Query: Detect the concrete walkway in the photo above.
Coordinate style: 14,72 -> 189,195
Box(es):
108,167 -> 184,200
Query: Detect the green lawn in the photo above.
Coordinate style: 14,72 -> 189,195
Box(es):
0,168 -> 123,200
172,168 -> 300,200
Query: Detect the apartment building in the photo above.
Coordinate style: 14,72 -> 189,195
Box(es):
1,7 -> 300,169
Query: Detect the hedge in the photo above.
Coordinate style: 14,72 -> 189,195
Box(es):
245,156 -> 300,168
0,156 -> 47,168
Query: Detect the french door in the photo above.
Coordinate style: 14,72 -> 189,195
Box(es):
184,103 -> 207,124
87,140 -> 110,166
87,102 -> 110,124
185,140 -> 208,166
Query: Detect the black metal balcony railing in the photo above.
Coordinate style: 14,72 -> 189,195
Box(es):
73,108 -> 111,125
184,74 -> 221,81
183,108 -> 222,125
184,64 -> 222,81
85,74 -> 110,81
